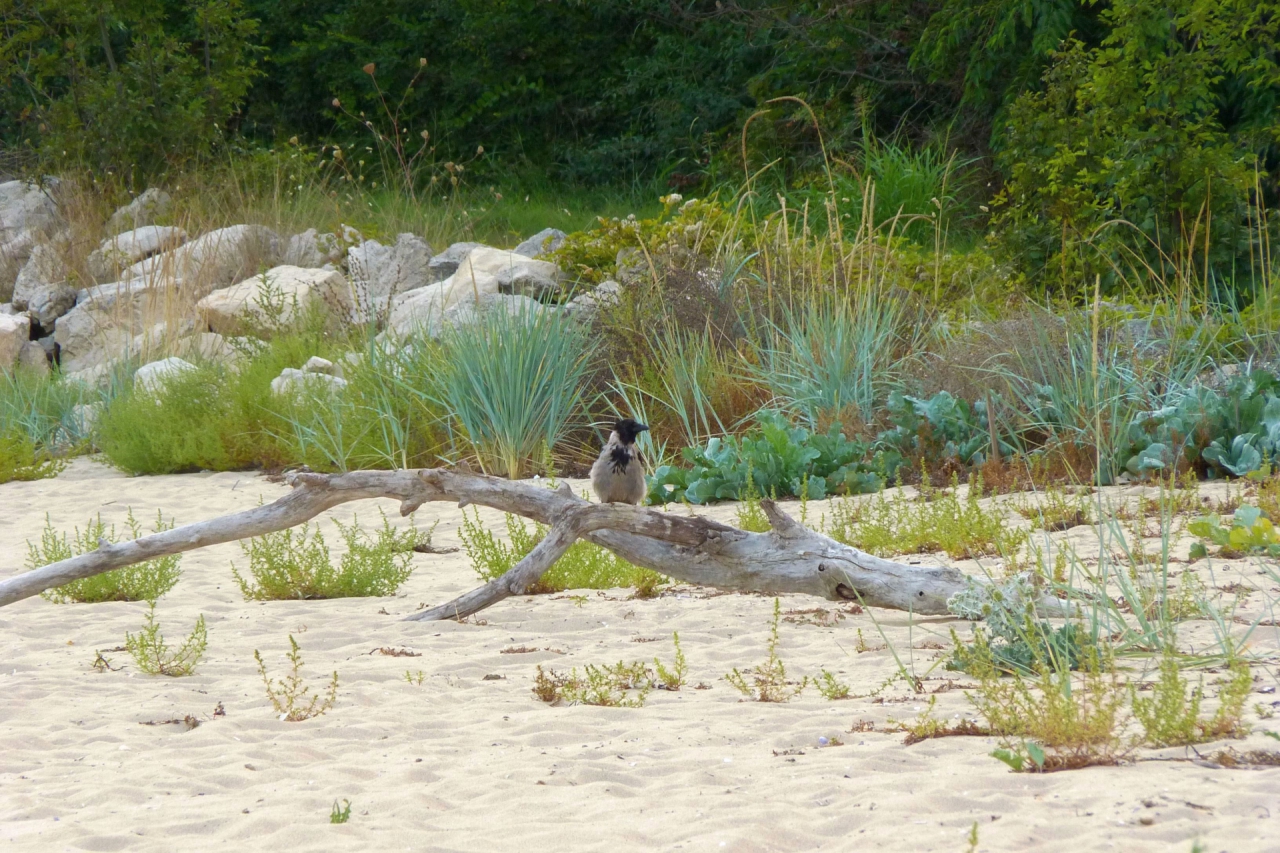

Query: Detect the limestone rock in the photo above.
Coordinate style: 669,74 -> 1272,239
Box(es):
106,188 -> 172,234
302,355 -> 343,378
564,279 -> 622,320
12,240 -> 76,327
388,247 -> 558,337
270,367 -> 348,396
55,284 -> 183,374
438,293 -> 549,334
175,332 -> 240,365
125,224 -> 281,297
615,247 -> 647,285
427,241 -> 480,282
0,180 -> 61,299
513,227 -> 567,258
496,265 -> 560,299
0,312 -> 31,370
195,265 -> 352,336
284,229 -> 344,268
16,340 -> 49,375
134,356 -> 197,394
347,233 -> 434,322
88,225 -> 187,282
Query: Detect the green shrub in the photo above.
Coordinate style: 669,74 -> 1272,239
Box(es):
947,575 -> 1091,676
96,365 -> 238,475
1189,504 -> 1280,559
232,510 -> 420,600
828,474 -> 1026,561
649,411 -> 894,505
126,602 -> 208,677
1133,655 -> 1252,746
0,427 -> 65,484
459,506 -> 665,594
992,0 -> 1279,294
33,511 -> 181,603
255,635 -> 339,721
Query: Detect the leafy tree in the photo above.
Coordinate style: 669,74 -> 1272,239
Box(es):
992,0 -> 1280,297
0,0 -> 262,179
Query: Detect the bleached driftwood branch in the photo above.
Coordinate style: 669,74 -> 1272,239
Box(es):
0,468 -> 1068,621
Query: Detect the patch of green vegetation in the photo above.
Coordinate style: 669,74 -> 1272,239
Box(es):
947,576 -> 1091,676
255,635 -> 339,722
330,799 -> 353,825
724,599 -> 808,702
1132,655 -> 1253,746
816,670 -> 851,700
829,475 -> 1026,561
532,634 -> 688,706
33,511 -> 181,603
459,507 -> 665,594
1189,504 -> 1280,559
232,510 -> 421,600
0,427 -> 66,484
125,602 -> 207,677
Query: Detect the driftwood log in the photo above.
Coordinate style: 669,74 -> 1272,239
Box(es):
0,468 -> 1067,621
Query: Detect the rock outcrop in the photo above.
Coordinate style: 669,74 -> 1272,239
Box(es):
195,265 -> 352,335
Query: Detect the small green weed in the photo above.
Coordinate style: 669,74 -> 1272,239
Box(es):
329,799 -> 352,824
724,599 -> 808,702
816,670 -> 851,700
0,427 -> 66,484
533,635 -> 686,706
1012,485 -> 1090,532
887,696 -> 991,744
460,508 -> 665,593
232,510 -> 419,599
34,511 -> 182,603
734,471 -> 771,532
404,670 -> 425,685
125,602 -> 207,676
653,632 -> 688,690
828,475 -> 1026,560
968,648 -> 1129,772
254,635 -> 339,721
1132,655 -> 1253,746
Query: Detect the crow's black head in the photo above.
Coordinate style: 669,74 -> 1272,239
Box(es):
613,418 -> 649,445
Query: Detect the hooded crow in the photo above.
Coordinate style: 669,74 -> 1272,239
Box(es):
590,418 -> 649,504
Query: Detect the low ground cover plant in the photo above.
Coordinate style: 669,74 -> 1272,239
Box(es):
460,506 -> 665,594
0,427 -> 66,484
533,634 -> 687,707
827,474 -> 1027,561
32,511 -> 182,603
232,510 -> 421,600
125,602 -> 208,676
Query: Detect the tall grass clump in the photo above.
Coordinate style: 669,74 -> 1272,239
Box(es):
752,292 -> 917,428
422,304 -> 596,477
0,369 -> 92,451
32,511 -> 182,603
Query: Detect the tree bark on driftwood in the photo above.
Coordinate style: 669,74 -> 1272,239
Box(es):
0,468 -> 1066,621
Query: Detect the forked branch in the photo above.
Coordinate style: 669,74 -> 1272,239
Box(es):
0,468 -> 1070,621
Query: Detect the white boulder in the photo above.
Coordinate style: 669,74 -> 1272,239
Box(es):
106,188 -> 172,234
195,265 -> 352,335
133,356 -> 197,394
513,227 -> 567,258
0,180 -> 61,299
427,241 -> 480,281
0,312 -> 31,371
270,367 -> 348,396
347,233 -> 433,321
283,228 -> 344,268
12,240 -> 76,327
88,225 -> 187,282
125,224 -> 281,296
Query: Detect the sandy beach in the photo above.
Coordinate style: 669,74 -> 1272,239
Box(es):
2,458 -> 1278,852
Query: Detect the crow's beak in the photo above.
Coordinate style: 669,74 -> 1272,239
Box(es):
637,423 -> 650,432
